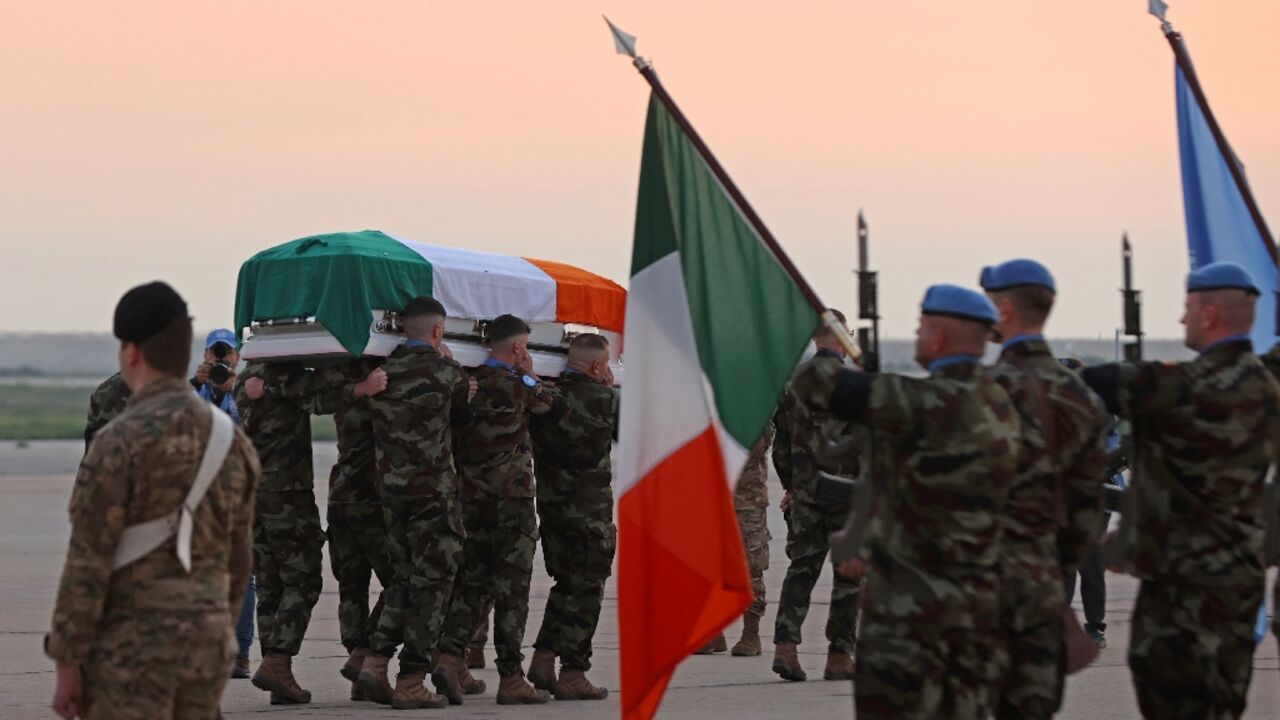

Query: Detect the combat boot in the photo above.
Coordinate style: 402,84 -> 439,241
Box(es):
822,649 -> 855,681
527,648 -> 557,692
340,647 -> 367,682
252,653 -> 312,704
693,633 -> 728,655
391,670 -> 448,709
355,653 -> 393,706
466,643 -> 486,669
496,672 -> 552,705
230,655 -> 251,679
731,615 -> 762,656
459,663 -> 488,695
554,669 -> 609,701
430,653 -> 467,705
771,643 -> 806,682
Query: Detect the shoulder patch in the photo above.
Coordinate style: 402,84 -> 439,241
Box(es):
522,374 -> 539,388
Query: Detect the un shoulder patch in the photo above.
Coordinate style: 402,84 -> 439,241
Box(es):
522,374 -> 539,388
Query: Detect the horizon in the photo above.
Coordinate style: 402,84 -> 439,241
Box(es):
1,2 -> 1276,339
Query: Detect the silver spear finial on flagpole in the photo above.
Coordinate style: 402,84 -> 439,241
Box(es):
603,16 -> 651,71
1148,0 -> 1173,34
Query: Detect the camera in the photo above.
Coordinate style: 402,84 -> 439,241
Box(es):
209,362 -> 232,386
211,342 -> 231,360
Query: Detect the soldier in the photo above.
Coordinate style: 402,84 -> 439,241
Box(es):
312,358 -> 395,700
84,371 -> 130,451
771,309 -> 861,682
47,281 -> 260,720
237,359 -> 385,704
1081,262 -> 1280,720
979,259 -> 1108,719
791,284 -> 1020,719
353,296 -> 472,709
433,313 -> 566,705
697,426 -> 775,657
527,333 -> 619,700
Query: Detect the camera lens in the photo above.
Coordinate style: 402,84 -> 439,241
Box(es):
212,342 -> 230,360
209,363 -> 231,386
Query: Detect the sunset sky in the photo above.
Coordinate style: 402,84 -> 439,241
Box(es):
2,1 -> 1277,341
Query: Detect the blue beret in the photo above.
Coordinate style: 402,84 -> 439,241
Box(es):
205,328 -> 236,349
979,258 -> 1056,293
920,284 -> 998,325
1186,261 -> 1260,295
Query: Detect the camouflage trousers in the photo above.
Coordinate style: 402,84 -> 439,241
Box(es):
855,614 -> 1000,720
368,492 -> 465,673
773,498 -> 859,651
254,489 -> 324,656
327,501 -> 394,651
82,610 -> 234,720
993,564 -> 1066,720
439,496 -> 539,676
1129,580 -> 1262,720
532,495 -> 616,671
736,506 -> 770,618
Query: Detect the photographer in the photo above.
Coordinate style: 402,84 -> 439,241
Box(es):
191,328 -> 255,678
193,328 -> 242,424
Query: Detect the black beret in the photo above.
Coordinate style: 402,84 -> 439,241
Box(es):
113,281 -> 188,343
403,296 -> 447,319
487,314 -> 531,343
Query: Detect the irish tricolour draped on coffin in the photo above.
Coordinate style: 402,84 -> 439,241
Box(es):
233,230 -> 626,377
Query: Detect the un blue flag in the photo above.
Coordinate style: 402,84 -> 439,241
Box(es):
1176,65 -> 1279,352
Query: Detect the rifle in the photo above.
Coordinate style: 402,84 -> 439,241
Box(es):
829,211 -> 881,564
1101,234 -> 1143,567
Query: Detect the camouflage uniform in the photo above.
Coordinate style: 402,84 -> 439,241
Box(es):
735,426 -> 773,619
1086,339 -> 1280,720
84,371 -> 131,451
1263,347 -> 1280,650
438,359 -> 565,676
772,349 -> 861,654
987,338 -> 1108,719
314,360 -> 394,653
46,377 -> 260,719
530,369 -> 619,671
235,362 -> 339,658
793,356 -> 1020,720
366,342 -> 472,672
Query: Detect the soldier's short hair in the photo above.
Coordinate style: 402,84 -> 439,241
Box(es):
569,333 -> 609,353
814,307 -> 848,340
403,296 -> 446,319
993,285 -> 1055,325
488,314 -> 531,344
139,314 -> 193,377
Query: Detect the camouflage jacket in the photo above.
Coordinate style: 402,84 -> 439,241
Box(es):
797,358 -> 1020,628
988,339 -> 1108,579
369,343 -> 472,498
235,362 -> 348,493
773,349 -> 860,502
47,377 -> 260,666
84,372 -> 131,451
1084,339 -> 1280,589
457,360 -> 565,500
735,423 -> 774,512
530,369 -> 619,512
312,360 -> 383,505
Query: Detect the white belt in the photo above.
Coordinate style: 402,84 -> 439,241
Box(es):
111,406 -> 235,572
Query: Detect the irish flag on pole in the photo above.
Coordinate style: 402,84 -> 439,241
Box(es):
616,92 -> 820,719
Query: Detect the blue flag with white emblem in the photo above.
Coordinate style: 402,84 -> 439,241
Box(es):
1176,64 -> 1278,352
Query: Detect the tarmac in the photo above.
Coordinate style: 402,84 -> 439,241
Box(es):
2,439 -> 1278,719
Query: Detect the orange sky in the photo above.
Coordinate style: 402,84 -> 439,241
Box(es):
1,1 -> 1277,341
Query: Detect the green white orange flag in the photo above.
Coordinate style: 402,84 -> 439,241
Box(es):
615,89 -> 821,719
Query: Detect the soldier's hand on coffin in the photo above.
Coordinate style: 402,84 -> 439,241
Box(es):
243,376 -> 266,401
836,556 -> 867,581
354,368 -> 388,397
516,346 -> 538,379
602,363 -> 615,387
438,341 -> 454,360
468,378 -> 479,401
780,490 -> 792,513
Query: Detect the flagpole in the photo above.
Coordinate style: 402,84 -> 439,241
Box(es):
1155,10 -> 1278,264
605,17 -> 862,361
